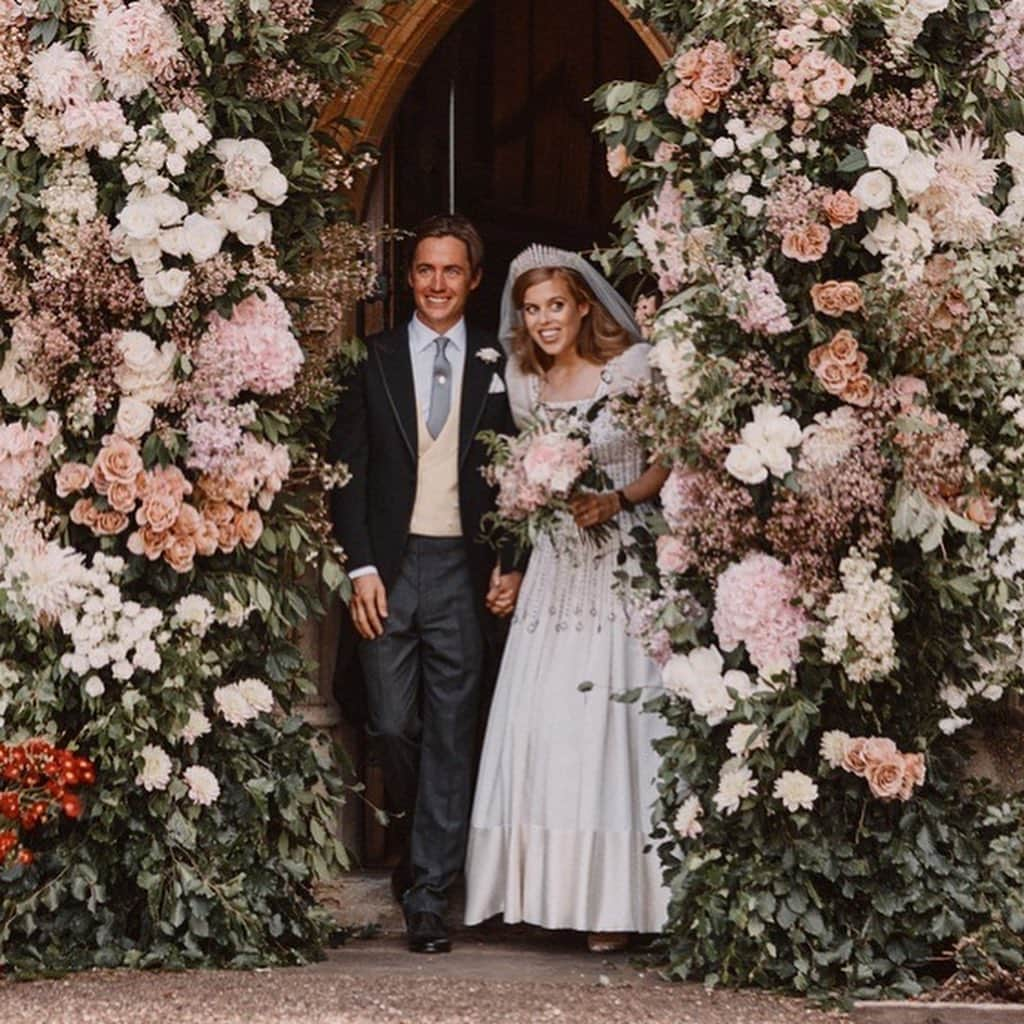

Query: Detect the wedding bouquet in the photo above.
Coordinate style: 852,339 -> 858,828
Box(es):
480,406 -> 611,555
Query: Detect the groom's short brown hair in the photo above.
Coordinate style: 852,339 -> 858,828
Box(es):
408,214 -> 485,276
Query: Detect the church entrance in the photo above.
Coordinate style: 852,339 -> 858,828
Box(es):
325,0 -> 663,864
359,0 -> 663,333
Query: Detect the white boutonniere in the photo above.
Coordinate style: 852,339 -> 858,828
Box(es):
477,347 -> 501,364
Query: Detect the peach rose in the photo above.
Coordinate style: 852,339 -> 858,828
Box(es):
217,519 -> 240,554
94,437 -> 143,490
816,357 -> 851,395
197,474 -> 227,503
822,190 -> 859,227
865,754 -> 907,801
666,84 -> 705,121
174,502 -> 201,535
138,491 -> 180,534
808,343 -> 829,371
963,495 -> 997,528
841,737 -> 869,776
164,534 -> 197,574
127,526 -> 170,561
606,144 -> 631,179
223,478 -> 249,509
194,518 -> 220,557
899,753 -> 926,800
93,510 -> 130,536
693,82 -> 722,111
811,280 -> 864,317
827,329 -> 860,365
841,373 -> 876,407
107,479 -> 138,514
675,49 -> 702,80
55,462 -> 92,498
203,500 -> 234,526
236,509 -> 263,549
70,497 -> 99,527
781,223 -> 830,262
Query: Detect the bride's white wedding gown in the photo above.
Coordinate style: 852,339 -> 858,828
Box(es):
464,343 -> 669,933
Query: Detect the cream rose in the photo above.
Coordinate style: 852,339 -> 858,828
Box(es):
143,268 -> 190,308
893,150 -> 937,199
182,212 -> 227,262
115,396 -> 154,440
851,169 -> 894,211
725,443 -> 768,484
865,124 -> 910,170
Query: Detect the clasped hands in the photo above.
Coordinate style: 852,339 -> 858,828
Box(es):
350,566 -> 524,638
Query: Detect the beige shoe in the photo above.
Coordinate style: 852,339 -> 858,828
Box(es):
586,931 -> 630,953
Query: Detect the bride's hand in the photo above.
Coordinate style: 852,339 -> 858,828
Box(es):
570,491 -> 621,529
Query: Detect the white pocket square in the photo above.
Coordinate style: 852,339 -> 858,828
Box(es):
488,374 -> 507,394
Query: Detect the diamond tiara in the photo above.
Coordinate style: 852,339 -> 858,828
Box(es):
507,244 -> 589,282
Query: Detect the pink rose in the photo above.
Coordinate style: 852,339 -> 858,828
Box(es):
55,462 -> 91,498
164,534 -> 197,574
781,223 -> 831,262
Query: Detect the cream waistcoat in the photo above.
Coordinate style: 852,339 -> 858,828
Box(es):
409,387 -> 462,537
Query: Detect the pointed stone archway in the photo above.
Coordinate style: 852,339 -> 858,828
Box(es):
320,0 -> 671,157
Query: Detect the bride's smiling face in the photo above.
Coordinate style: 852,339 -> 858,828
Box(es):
521,278 -> 590,361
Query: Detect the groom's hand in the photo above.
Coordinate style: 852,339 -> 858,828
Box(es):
351,573 -> 388,639
486,569 -> 523,618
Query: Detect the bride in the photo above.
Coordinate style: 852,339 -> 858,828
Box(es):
464,245 -> 670,950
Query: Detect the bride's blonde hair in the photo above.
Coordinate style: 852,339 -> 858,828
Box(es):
511,266 -> 632,375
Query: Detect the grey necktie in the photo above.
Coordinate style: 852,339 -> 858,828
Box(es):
426,336 -> 452,439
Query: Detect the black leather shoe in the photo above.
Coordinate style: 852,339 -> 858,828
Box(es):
406,911 -> 451,954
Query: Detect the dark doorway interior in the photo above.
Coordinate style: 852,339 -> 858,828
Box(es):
362,0 -> 659,334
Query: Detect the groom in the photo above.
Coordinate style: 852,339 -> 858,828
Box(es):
330,214 -> 521,954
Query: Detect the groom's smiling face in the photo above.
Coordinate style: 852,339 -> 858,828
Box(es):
409,235 -> 481,335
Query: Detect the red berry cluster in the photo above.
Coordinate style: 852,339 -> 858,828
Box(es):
0,740 -> 96,869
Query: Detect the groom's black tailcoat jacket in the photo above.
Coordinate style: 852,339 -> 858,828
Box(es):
329,323 -> 519,723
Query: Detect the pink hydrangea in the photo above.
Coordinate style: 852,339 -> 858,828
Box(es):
713,552 -> 808,673
725,267 -> 794,336
194,289 -> 304,401
0,412 -> 59,499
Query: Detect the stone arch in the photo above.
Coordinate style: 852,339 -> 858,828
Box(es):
319,0 -> 671,153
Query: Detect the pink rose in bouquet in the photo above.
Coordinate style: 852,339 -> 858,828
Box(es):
521,432 -> 591,496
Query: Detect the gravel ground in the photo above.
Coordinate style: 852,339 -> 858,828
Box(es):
0,936 -> 850,1024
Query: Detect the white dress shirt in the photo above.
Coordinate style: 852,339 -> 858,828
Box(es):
349,315 -> 468,581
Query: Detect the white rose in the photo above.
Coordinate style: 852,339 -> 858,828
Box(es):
253,164 -> 288,205
725,443 -> 768,484
711,136 -> 736,159
727,172 -> 753,194
182,212 -> 227,262
851,169 -> 893,210
148,192 -> 188,225
165,151 -> 187,176
159,226 -> 188,257
893,150 -> 936,198
115,396 -> 154,439
236,212 -> 273,247
117,199 -> 161,240
123,162 -> 144,185
84,676 -> 105,698
864,124 -> 910,170
740,195 -> 764,217
207,191 -> 258,233
143,268 -> 190,308
757,443 -> 793,478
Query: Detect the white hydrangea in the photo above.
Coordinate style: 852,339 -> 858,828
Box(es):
821,553 -> 900,683
171,595 -> 216,637
713,763 -> 758,814
674,795 -> 704,839
183,765 -> 220,806
773,770 -> 819,812
136,744 -> 172,791
647,308 -> 702,408
799,406 -> 862,472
